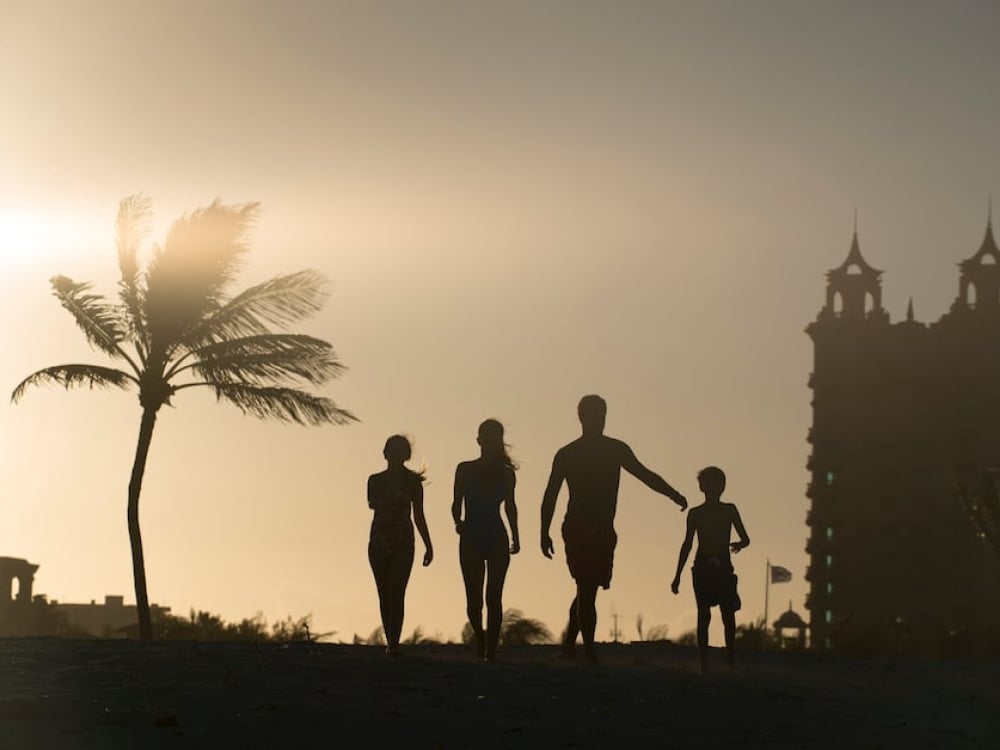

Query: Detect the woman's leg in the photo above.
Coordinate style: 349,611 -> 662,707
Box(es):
459,539 -> 487,658
484,540 -> 511,660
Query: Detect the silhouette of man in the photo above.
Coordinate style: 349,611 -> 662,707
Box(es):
671,465 -> 749,672
541,394 -> 687,662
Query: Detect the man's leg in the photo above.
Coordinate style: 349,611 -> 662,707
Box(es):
697,606 -> 711,673
561,597 -> 580,655
721,606 -> 737,668
576,582 -> 600,663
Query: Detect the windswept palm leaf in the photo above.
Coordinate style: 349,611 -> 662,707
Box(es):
50,277 -> 129,361
145,201 -> 259,348
208,383 -> 356,425
173,334 -> 343,386
178,270 -> 329,351
116,195 -> 153,349
12,364 -> 135,403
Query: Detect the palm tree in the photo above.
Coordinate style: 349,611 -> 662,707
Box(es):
499,609 -> 552,646
12,196 -> 356,640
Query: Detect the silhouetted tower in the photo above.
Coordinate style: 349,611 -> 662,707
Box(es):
805,221 -> 1000,653
953,218 -> 1000,314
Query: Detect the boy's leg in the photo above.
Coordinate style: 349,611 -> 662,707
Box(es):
696,606 -> 711,673
721,606 -> 737,668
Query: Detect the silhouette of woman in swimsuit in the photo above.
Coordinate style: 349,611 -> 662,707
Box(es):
368,435 -> 433,656
452,419 -> 520,660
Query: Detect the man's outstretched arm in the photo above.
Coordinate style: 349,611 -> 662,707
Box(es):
671,513 -> 696,594
621,447 -> 687,509
540,456 -> 564,559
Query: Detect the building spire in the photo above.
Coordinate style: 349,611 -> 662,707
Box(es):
906,297 -> 914,322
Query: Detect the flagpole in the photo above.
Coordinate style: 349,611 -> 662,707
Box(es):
763,558 -> 770,650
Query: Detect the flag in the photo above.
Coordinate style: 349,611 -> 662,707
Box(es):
770,565 -> 793,584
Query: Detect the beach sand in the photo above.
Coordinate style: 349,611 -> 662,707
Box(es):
0,638 -> 996,748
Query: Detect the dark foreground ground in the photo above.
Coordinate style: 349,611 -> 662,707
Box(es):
0,639 -> 997,749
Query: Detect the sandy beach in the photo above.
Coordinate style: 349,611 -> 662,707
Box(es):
0,639 -> 996,748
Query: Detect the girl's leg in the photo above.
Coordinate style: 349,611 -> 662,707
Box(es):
385,544 -> 415,653
483,541 -> 511,660
369,543 -> 394,649
459,539 -> 487,658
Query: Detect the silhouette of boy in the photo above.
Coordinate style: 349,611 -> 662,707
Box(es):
671,466 -> 749,672
541,395 -> 687,663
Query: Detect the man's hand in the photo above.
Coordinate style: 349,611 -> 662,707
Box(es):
670,579 -> 680,595
729,541 -> 746,554
673,492 -> 688,511
423,546 -> 434,566
510,540 -> 521,555
541,534 -> 554,559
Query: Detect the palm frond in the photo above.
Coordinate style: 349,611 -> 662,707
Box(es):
206,383 -> 357,425
50,276 -> 130,361
11,364 -> 136,403
116,194 -> 153,348
177,334 -> 345,386
144,200 -> 260,349
177,270 -> 329,351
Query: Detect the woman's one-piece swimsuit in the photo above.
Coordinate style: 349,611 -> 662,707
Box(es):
462,473 -> 508,558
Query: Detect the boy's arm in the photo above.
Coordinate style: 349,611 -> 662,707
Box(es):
671,512 -> 697,594
729,505 -> 750,553
620,446 -> 687,510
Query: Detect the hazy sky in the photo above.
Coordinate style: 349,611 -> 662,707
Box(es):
1,1 -> 998,643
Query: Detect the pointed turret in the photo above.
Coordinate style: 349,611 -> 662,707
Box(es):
819,230 -> 886,322
955,213 -> 1000,313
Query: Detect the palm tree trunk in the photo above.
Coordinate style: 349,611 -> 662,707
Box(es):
128,406 -> 158,640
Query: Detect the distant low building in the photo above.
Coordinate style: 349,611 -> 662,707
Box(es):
52,595 -> 172,638
0,556 -> 170,637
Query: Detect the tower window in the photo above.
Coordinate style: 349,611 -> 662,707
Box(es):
825,610 -> 833,624
825,471 -> 835,486
825,526 -> 834,541
826,582 -> 833,595
825,554 -> 833,569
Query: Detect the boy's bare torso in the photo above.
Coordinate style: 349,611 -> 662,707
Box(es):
690,502 -> 737,558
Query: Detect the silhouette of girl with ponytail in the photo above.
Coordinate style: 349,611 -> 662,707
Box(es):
452,419 -> 520,660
